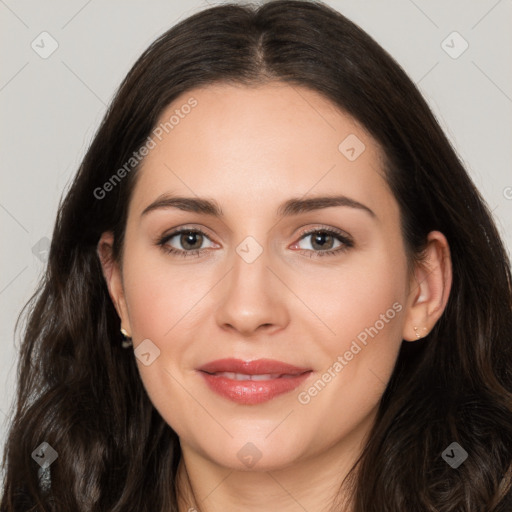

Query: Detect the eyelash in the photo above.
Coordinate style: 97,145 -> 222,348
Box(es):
156,226 -> 354,259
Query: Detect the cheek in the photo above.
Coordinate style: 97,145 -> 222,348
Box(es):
122,244 -> 209,339
300,246 -> 406,354
124,272 -> 177,339
294,247 -> 406,419
120,251 -> 208,431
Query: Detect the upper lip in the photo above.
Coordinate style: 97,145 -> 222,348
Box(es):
197,358 -> 311,376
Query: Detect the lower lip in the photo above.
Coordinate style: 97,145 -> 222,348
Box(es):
199,371 -> 312,405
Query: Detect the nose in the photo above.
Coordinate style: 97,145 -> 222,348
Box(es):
213,243 -> 290,338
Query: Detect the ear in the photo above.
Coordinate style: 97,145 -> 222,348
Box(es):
402,230 -> 452,341
97,231 -> 132,336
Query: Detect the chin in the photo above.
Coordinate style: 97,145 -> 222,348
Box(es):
195,432 -> 312,472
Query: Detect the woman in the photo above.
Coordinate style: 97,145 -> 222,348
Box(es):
2,1 -> 511,510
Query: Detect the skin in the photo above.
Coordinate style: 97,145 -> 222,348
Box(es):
98,81 -> 452,511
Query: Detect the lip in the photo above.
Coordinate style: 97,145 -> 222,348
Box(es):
197,358 -> 313,405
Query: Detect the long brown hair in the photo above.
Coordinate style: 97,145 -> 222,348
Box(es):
2,1 -> 511,510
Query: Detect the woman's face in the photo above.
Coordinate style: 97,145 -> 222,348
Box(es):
103,81 -> 426,471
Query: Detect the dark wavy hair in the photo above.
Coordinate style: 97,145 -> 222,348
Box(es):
2,1 -> 512,510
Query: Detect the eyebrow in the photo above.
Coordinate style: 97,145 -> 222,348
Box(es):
140,194 -> 376,219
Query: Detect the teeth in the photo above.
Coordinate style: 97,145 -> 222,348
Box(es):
213,372 -> 282,381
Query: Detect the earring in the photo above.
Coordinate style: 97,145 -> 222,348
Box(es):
413,326 -> 428,339
120,327 -> 133,348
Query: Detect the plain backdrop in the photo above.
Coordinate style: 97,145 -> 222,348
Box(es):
1,0 -> 511,451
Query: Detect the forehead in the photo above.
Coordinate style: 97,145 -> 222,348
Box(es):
128,81 -> 396,222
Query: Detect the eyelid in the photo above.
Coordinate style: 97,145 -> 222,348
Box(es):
291,222 -> 351,241
295,224 -> 352,240
158,224 -> 216,242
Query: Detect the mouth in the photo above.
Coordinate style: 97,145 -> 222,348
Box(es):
204,371 -> 300,381
196,358 -> 313,405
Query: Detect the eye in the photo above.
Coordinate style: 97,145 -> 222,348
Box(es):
291,227 -> 354,258
157,228 -> 216,258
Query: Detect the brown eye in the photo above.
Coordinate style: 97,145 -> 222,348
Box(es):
294,228 -> 353,256
158,228 -> 216,258
178,231 -> 204,250
308,231 -> 337,251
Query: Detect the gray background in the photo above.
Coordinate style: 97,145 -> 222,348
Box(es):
1,0 -> 511,450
